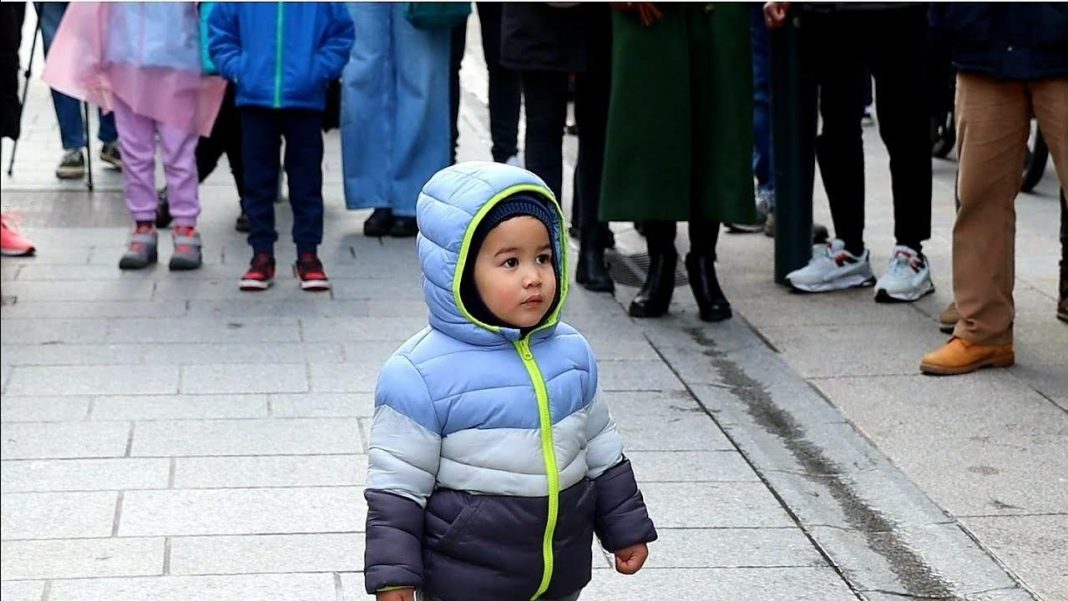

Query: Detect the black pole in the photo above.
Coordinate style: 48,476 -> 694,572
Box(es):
7,16 -> 39,177
83,102 -> 93,191
769,12 -> 811,284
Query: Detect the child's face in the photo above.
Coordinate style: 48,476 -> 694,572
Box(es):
473,216 -> 557,329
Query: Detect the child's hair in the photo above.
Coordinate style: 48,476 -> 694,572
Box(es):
458,192 -> 560,328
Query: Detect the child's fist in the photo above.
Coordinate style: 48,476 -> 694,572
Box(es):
613,542 -> 649,575
376,589 -> 415,601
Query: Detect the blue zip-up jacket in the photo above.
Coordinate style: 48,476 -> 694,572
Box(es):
363,162 -> 657,600
207,2 -> 353,111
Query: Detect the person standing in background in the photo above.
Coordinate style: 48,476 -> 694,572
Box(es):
35,2 -> 121,180
341,2 -> 451,239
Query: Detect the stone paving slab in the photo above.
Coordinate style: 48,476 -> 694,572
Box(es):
268,392 -> 375,418
1,421 -> 131,459
1,491 -> 117,539
1,458 -> 169,492
130,418 -> 362,457
579,566 -> 859,600
639,482 -> 795,528
92,394 -> 270,421
172,455 -> 367,488
0,537 -> 164,580
1,394 -> 91,421
5,365 -> 179,396
105,317 -> 301,343
179,363 -> 307,394
169,532 -> 363,576
118,487 -> 365,536
626,451 -> 760,483
961,515 -> 1068,601
641,528 -> 826,569
0,580 -> 45,601
47,574 -> 338,601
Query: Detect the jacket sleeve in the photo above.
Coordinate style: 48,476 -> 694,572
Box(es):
581,342 -> 658,552
364,354 -> 442,594
316,4 -> 355,82
207,2 -> 242,82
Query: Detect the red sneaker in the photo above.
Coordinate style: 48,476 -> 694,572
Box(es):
240,252 -> 275,291
294,252 -> 330,291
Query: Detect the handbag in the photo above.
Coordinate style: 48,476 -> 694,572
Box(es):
403,2 -> 471,30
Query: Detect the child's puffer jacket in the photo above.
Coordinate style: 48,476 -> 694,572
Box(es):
207,2 -> 353,111
364,162 -> 657,601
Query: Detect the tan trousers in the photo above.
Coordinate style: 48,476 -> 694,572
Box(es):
953,73 -> 1068,345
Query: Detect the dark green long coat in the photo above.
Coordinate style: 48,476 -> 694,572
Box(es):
600,3 -> 755,224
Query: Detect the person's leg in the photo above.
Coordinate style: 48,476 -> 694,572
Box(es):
868,6 -> 932,253
111,97 -> 158,224
521,70 -> 570,202
239,108 -> 282,256
0,2 -> 25,141
1030,77 -> 1068,320
36,2 -> 86,152
341,3 -> 393,213
477,2 -> 521,163
157,122 -> 200,228
389,3 -> 451,220
448,18 -> 467,163
750,4 -> 774,200
281,110 -> 325,256
97,109 -> 117,144
814,14 -> 867,256
950,74 -> 1030,346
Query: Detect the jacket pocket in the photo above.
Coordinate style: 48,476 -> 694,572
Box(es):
432,496 -> 484,554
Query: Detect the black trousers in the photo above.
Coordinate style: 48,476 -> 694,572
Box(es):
521,71 -> 570,202
240,108 -> 324,256
449,2 -> 521,163
644,220 -> 721,258
196,83 -> 244,202
798,6 -> 932,254
0,2 -> 25,141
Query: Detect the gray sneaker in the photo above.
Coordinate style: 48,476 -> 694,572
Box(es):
168,226 -> 202,271
118,226 -> 158,270
100,142 -> 122,170
55,149 -> 85,179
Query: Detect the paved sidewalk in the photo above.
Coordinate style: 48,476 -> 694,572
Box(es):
3,14 -> 1065,601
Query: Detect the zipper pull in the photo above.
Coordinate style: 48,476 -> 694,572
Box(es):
518,340 -> 533,361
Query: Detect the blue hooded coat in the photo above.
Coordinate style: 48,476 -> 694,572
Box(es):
207,2 -> 353,111
363,162 -> 657,600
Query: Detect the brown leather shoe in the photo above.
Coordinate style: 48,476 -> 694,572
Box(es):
920,337 -> 1014,376
938,302 -> 959,334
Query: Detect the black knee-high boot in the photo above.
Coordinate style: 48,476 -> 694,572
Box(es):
629,221 -> 677,318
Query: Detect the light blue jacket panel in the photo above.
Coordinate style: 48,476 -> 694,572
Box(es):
105,3 -> 202,72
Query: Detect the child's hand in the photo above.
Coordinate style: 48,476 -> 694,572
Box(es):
614,542 -> 649,574
376,589 -> 415,601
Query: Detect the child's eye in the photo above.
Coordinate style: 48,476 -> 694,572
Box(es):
503,258 -> 519,268
536,254 -> 552,265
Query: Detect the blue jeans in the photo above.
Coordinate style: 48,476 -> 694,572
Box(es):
750,5 -> 774,200
35,2 -> 117,150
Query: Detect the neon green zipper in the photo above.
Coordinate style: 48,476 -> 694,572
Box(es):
514,337 -> 559,600
273,2 -> 284,108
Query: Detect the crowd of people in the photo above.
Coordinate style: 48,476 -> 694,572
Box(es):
1,1 -> 1065,368
0,3 -> 1066,601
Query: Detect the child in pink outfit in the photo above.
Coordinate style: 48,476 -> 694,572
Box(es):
43,2 -> 225,271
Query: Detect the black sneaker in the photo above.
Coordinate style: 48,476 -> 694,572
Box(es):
155,187 -> 173,228
100,142 -> 122,170
389,216 -> 419,238
55,149 -> 85,179
363,208 -> 394,237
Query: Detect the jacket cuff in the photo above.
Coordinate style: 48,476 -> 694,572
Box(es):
592,457 -> 658,552
364,489 -> 426,593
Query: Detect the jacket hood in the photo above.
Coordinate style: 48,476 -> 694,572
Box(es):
415,162 -> 568,346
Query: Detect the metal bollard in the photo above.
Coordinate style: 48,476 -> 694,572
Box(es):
769,13 -> 812,284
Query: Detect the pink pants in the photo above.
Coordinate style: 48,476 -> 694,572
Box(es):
111,96 -> 200,227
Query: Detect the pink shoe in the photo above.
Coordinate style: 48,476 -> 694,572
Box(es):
1,213 -> 36,257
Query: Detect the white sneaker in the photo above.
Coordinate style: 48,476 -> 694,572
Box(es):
874,245 -> 935,303
786,238 -> 875,293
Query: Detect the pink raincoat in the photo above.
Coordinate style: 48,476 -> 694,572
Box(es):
42,2 -> 226,138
